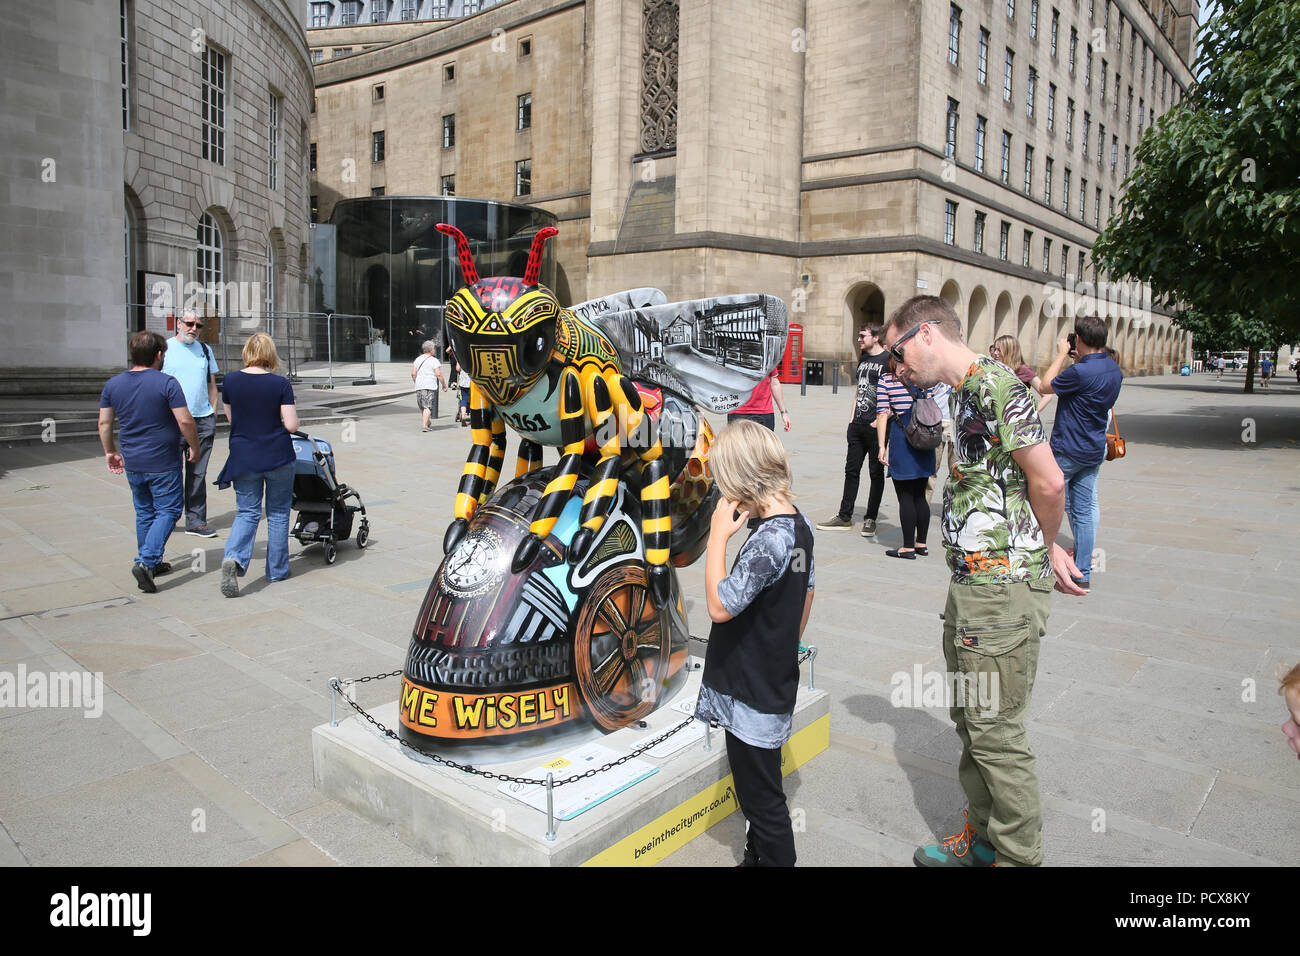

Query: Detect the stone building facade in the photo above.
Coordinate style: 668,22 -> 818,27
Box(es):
0,0 -> 314,394
309,0 -> 1199,374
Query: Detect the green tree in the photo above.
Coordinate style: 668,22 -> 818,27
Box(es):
1091,0 -> 1300,391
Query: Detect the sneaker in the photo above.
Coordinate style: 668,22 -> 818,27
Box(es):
861,518 -> 877,537
153,561 -> 173,576
220,559 -> 241,598
186,526 -> 218,538
131,562 -> 156,594
816,515 -> 853,531
421,427 -> 432,433
913,811 -> 996,867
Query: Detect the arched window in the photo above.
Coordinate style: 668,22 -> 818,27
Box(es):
125,201 -> 136,332
196,212 -> 224,314
265,237 -> 277,336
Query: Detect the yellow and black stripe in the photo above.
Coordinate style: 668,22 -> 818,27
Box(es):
514,439 -> 544,478
639,457 -> 671,568
453,383 -> 494,521
480,411 -> 507,504
576,374 -> 621,536
528,369 -> 587,541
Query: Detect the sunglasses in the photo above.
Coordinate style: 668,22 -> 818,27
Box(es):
888,322 -> 931,364
181,320 -> 204,329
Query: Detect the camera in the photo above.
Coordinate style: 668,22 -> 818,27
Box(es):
1067,332 -> 1077,350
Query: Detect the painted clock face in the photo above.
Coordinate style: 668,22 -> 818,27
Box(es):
441,528 -> 505,597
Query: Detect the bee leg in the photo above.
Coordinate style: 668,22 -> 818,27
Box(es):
569,375 -> 621,565
515,370 -> 586,571
446,384 -> 491,553
443,518 -> 469,555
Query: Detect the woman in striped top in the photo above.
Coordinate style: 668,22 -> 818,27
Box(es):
874,360 -> 937,559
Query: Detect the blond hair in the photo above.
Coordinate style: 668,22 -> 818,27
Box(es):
242,332 -> 281,371
993,334 -> 1025,370
710,419 -> 795,512
1280,662 -> 1300,699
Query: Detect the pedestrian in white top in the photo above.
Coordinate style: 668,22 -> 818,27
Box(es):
411,340 -> 449,432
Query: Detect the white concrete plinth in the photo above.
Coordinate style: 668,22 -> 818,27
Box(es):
312,664 -> 830,866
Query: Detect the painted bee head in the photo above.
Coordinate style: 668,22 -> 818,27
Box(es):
437,224 -> 559,407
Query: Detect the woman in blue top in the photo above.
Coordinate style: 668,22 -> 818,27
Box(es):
215,333 -> 299,597
875,359 -> 937,559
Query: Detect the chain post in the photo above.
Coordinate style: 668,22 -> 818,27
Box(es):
545,773 -> 556,842
704,722 -> 711,751
329,676 -> 339,726
831,361 -> 839,394
807,646 -> 818,690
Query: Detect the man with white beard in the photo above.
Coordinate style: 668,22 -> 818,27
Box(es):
162,310 -> 221,537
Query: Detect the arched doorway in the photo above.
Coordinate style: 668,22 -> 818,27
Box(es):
845,283 -> 885,349
1017,296 -> 1035,364
968,286 -> 990,352
993,291 -> 1014,342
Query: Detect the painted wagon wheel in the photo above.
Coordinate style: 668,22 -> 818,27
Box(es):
574,564 -> 671,731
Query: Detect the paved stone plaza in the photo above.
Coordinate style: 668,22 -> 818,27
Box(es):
0,368 -> 1296,866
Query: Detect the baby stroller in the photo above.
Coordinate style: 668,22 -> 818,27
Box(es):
290,432 -> 369,564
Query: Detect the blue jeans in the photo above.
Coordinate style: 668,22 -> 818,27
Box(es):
127,468 -> 184,568
1053,452 -> 1102,581
223,462 -> 294,581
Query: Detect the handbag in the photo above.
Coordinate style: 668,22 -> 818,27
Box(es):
902,383 -> 944,451
1105,411 -> 1126,461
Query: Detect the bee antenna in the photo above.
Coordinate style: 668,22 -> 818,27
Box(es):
524,227 -> 558,286
435,223 -> 480,285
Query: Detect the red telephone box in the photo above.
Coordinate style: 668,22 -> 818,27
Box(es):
778,323 -> 804,384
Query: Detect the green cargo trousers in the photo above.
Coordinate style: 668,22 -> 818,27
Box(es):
941,576 -> 1053,866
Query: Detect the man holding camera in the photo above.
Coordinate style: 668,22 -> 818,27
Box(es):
1037,316 -> 1123,591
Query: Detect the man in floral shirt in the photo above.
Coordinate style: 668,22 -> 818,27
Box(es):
880,295 -> 1085,869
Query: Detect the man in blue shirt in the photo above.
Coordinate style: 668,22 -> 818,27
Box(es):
100,331 -> 201,593
1039,315 -> 1123,590
162,310 -> 220,537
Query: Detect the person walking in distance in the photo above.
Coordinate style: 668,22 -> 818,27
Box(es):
99,331 -> 201,593
162,310 -> 220,538
879,295 -> 1084,868
875,358 -> 937,558
411,340 -> 449,432
1036,316 -> 1123,592
818,325 -> 889,536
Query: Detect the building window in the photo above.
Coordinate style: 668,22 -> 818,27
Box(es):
310,142 -> 317,173
333,48 -> 352,58
371,0 -> 388,22
372,129 -> 385,163
1042,237 -> 1052,272
517,92 -> 532,130
1141,40 -> 1147,82
1062,167 -> 1071,211
1114,71 -> 1121,112
1138,98 -> 1145,135
949,4 -> 962,65
974,211 -> 986,253
1094,186 -> 1101,225
1024,144 -> 1034,194
373,84 -> 385,102
974,115 -> 987,172
310,2 -> 331,27
1047,83 -> 1056,131
1085,45 -> 1092,88
1030,0 -> 1039,37
945,98 -> 960,160
1026,67 -> 1036,118
311,195 -> 319,222
1110,134 -> 1118,172
1098,122 -> 1105,164
267,92 -> 280,189
196,212 -> 224,314
1068,27 -> 1077,73
1065,98 -> 1075,146
201,46 -> 226,165
444,63 -> 455,83
1022,230 -> 1033,267
1116,16 -> 1123,61
431,0 -> 449,15
1078,250 -> 1086,278
999,221 -> 1010,260
1004,48 -> 1014,101
1007,0 -> 1015,20
1061,244 -> 1070,278
1123,144 -> 1130,176
1103,0 -> 1109,34
1089,0 -> 1094,20
1126,86 -> 1133,124
264,239 -> 276,327
519,37 -> 532,57
515,158 -> 531,196
944,200 -> 958,245
1079,176 -> 1087,218
441,174 -> 455,196
312,50 -> 323,63
442,114 -> 455,148
1045,156 -> 1054,203
977,28 -> 989,84
463,0 -> 480,12
1083,112 -> 1091,156
340,1 -> 360,25
1000,131 -> 1012,184
1109,193 -> 1114,219
371,186 -> 385,196
1100,59 -> 1107,103
120,0 -> 131,131
1049,7 -> 1059,56
400,0 -> 418,20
